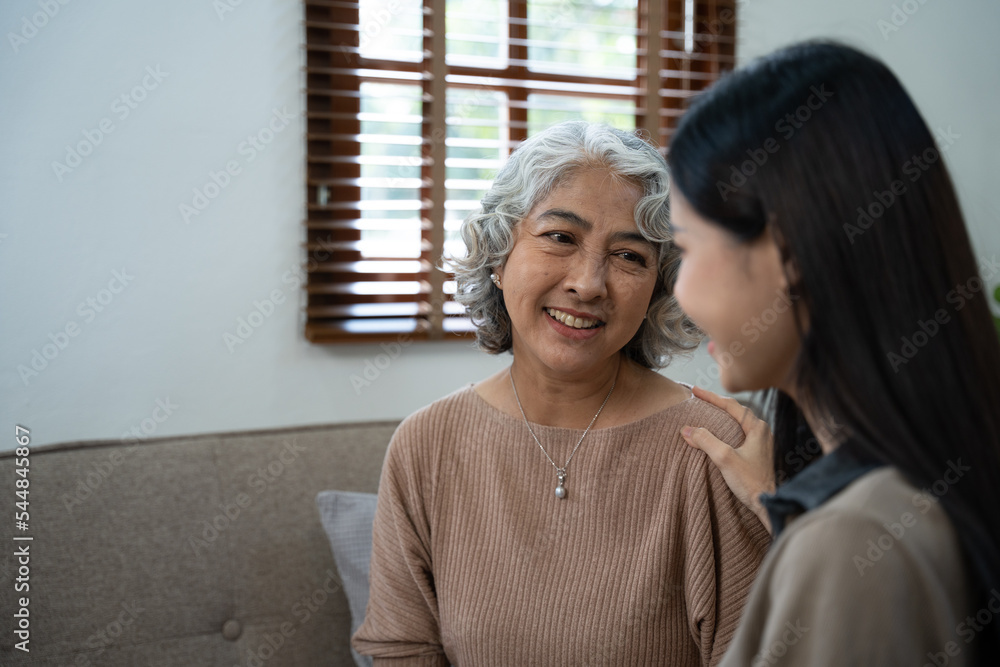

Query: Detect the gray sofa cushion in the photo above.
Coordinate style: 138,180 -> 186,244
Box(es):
0,421 -> 396,666
317,490 -> 378,667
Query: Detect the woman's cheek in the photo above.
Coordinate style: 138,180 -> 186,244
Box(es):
672,264 -> 695,316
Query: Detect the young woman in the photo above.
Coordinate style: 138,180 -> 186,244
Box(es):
672,41 -> 1000,665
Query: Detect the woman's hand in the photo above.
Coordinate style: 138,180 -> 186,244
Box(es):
681,385 -> 776,535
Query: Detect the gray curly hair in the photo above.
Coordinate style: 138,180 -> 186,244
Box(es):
448,120 -> 702,369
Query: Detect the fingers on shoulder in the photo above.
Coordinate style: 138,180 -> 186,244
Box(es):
692,385 -> 745,418
683,426 -> 737,467
745,414 -> 772,441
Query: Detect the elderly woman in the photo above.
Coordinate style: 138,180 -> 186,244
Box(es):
352,121 -> 770,666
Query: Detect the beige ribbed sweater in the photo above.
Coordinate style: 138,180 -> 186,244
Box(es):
353,385 -> 770,666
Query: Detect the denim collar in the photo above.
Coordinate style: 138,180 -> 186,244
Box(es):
759,446 -> 884,538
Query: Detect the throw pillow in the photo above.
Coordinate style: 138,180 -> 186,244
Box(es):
316,490 -> 378,667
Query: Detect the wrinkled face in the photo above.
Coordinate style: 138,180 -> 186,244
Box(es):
495,168 -> 659,377
670,189 -> 802,394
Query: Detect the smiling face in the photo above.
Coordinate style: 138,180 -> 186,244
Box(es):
495,168 -> 659,379
670,189 -> 802,394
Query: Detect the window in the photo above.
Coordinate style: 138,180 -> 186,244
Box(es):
303,0 -> 737,343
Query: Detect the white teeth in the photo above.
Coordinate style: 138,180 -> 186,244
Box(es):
546,308 -> 601,329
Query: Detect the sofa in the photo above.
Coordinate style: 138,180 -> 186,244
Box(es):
0,420 -> 398,666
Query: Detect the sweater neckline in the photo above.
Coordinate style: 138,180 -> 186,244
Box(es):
462,382 -> 697,435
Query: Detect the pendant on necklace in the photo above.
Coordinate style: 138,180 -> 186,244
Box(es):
554,470 -> 567,499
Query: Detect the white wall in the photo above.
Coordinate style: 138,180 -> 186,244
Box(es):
2,0 -> 997,450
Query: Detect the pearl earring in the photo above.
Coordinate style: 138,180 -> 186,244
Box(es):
490,273 -> 502,289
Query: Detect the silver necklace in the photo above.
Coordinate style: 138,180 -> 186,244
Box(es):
509,367 -> 617,500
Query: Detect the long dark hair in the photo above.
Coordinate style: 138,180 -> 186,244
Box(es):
668,40 -> 1000,660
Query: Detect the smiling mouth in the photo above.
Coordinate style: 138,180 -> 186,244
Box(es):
545,307 -> 605,330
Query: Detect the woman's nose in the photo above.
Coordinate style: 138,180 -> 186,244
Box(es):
563,251 -> 608,301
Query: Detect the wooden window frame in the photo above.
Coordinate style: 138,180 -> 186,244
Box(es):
303,0 -> 737,344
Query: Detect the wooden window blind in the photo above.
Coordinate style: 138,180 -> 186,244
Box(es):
303,0 -> 737,343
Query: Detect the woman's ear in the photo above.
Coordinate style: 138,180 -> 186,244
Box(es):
767,222 -> 809,329
766,221 -> 798,293
782,255 -> 800,294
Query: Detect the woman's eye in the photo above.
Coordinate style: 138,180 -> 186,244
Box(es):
618,251 -> 647,266
546,232 -> 573,244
